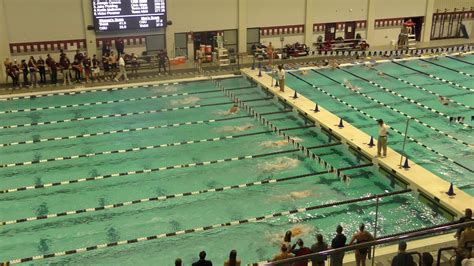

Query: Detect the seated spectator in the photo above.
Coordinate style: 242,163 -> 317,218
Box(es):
311,234 -> 328,266
456,209 -> 473,239
421,252 -> 434,266
331,225 -> 347,266
391,241 -> 415,266
192,250 -> 212,266
175,258 -> 182,266
456,224 -> 474,266
224,250 -> 241,266
349,223 -> 374,266
291,239 -> 311,266
272,244 -> 294,264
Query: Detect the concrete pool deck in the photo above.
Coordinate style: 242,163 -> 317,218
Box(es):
242,67 -> 473,218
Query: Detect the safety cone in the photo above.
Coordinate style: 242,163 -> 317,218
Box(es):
338,118 -> 344,128
368,136 -> 375,147
403,157 -> 410,169
293,91 -> 298,99
446,183 -> 456,196
314,104 -> 319,112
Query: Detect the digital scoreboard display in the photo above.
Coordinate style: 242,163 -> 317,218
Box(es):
92,0 -> 167,31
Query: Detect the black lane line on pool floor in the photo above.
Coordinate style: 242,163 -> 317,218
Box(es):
372,68 -> 472,109
338,68 -> 473,144
420,58 -> 473,78
6,188 -> 410,264
215,80 -> 344,179
446,55 -> 474,66
288,72 -> 474,173
0,163 -> 373,227
392,61 -> 474,93
0,85 -> 258,115
0,110 -> 292,148
0,124 -> 316,169
0,97 -> 272,130
0,142 -> 341,194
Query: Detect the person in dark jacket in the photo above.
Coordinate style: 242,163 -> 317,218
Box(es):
331,225 -> 347,266
391,241 -> 415,266
192,251 -> 212,266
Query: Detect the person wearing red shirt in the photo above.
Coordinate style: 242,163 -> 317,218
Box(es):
291,239 -> 312,266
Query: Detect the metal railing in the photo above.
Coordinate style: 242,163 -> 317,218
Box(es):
264,221 -> 474,265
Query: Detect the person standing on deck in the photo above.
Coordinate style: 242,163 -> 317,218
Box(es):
278,65 -> 285,93
377,119 -> 388,157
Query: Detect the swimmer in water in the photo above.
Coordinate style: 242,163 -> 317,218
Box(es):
377,71 -> 385,77
343,79 -> 361,92
267,224 -> 314,247
260,137 -> 302,148
260,157 -> 300,172
272,190 -> 313,201
216,124 -> 253,133
229,104 -> 239,114
300,69 -> 308,76
170,96 -> 200,106
439,96 -> 449,106
330,60 -> 339,69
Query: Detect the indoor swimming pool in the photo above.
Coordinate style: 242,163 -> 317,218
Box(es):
0,75 -> 453,264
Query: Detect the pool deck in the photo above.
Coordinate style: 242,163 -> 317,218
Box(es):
242,68 -> 473,218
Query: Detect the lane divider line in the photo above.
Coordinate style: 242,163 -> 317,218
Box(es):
373,68 -> 472,109
0,89 -> 222,115
446,55 -> 474,66
288,72 -> 473,173
0,82 -> 181,101
0,143 -> 339,194
0,98 -> 272,130
6,188 -> 410,264
213,79 -> 347,180
0,125 -> 315,169
318,69 -> 472,146
0,163 -> 370,227
392,60 -> 474,93
420,58 -> 473,78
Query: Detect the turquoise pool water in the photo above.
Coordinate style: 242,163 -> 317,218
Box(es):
0,75 -> 453,264
286,54 -> 474,196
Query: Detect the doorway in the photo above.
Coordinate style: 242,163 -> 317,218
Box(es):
325,23 -> 336,41
344,22 -> 356,40
192,31 -> 218,54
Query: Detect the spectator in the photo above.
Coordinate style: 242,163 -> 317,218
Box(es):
130,53 -> 139,76
291,239 -> 311,266
102,40 -> 111,56
83,53 -> 91,83
6,61 -> 19,88
192,251 -> 212,266
109,51 -> 118,76
331,225 -> 347,266
37,56 -> 46,84
277,65 -> 285,92
102,53 -> 110,80
349,224 -> 374,266
74,50 -> 84,63
456,209 -> 473,239
311,234 -> 328,266
21,59 -> 29,87
224,250 -> 241,266
272,244 -> 294,264
71,58 -> 82,83
158,50 -> 169,74
175,258 -> 182,266
421,252 -> 434,266
114,55 -> 128,82
283,230 -> 293,250
456,224 -> 474,266
61,55 -> 72,85
48,57 -> 58,85
391,241 -> 415,266
267,42 -> 274,65
92,54 -> 101,81
116,37 -> 125,57
28,56 -> 38,87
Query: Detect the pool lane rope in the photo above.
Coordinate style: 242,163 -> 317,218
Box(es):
446,55 -> 474,66
0,142 -> 340,195
392,60 -> 474,93
420,58 -> 473,78
371,68 -> 472,110
0,110 -> 291,148
288,72 -> 473,173
0,125 -> 316,169
4,188 -> 410,264
0,98 -> 271,130
0,82 -> 184,101
0,162 -> 372,227
212,79 -> 349,180
318,69 -> 472,146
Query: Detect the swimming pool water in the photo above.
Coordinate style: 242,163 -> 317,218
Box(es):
0,75 -> 453,264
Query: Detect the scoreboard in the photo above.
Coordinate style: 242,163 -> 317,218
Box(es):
92,0 -> 167,32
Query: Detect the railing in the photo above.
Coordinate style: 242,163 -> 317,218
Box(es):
436,240 -> 474,266
264,221 -> 474,266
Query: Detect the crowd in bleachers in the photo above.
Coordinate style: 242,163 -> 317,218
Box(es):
175,209 -> 472,266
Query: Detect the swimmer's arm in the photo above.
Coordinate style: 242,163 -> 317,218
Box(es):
349,235 -> 357,245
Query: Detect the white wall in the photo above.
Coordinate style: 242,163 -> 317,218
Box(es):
373,0 -> 427,19
169,0 -> 238,32
434,0 -> 474,11
260,35 -> 305,49
310,0 -> 368,23
372,28 -> 400,46
247,0 -> 306,27
4,0 -> 85,42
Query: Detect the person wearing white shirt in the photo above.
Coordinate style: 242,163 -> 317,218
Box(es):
377,119 -> 389,157
277,65 -> 285,92
114,56 -> 128,82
